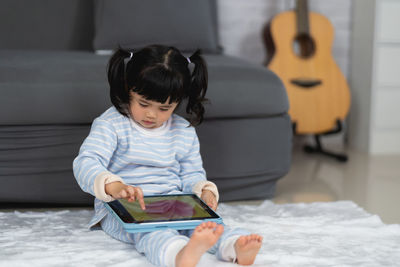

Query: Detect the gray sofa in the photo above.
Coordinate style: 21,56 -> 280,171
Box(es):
0,0 -> 292,206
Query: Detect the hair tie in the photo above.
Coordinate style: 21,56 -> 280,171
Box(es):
129,52 -> 133,59
187,57 -> 191,64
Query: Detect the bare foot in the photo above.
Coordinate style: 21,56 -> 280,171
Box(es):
176,222 -> 224,267
235,234 -> 263,265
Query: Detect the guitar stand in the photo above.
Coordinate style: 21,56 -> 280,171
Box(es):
293,120 -> 348,162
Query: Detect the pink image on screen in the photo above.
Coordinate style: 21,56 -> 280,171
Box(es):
145,200 -> 195,219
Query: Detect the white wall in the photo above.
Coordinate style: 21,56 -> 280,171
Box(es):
349,0 -> 400,154
370,0 -> 400,154
217,0 -> 352,78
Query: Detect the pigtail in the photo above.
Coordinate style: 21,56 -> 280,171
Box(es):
186,49 -> 208,126
107,47 -> 133,117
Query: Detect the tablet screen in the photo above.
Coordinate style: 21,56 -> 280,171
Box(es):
108,194 -> 219,223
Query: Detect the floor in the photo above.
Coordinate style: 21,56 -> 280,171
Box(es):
268,137 -> 400,224
226,136 -> 400,224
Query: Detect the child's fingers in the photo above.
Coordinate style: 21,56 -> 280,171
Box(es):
114,185 -> 145,210
212,200 -> 218,211
119,189 -> 129,199
204,195 -> 217,210
125,186 -> 136,202
135,187 -> 146,210
209,201 -> 217,211
123,186 -> 145,210
208,200 -> 215,209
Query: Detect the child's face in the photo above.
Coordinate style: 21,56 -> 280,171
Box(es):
129,92 -> 178,129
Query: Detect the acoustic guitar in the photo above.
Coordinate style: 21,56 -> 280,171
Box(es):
264,0 -> 351,134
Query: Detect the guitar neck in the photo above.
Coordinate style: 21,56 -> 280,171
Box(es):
296,0 -> 310,34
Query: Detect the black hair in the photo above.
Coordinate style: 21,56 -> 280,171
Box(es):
107,44 -> 208,126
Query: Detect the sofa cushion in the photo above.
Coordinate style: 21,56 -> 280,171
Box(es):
196,115 -> 292,201
0,0 -> 94,50
93,0 -> 220,53
201,55 -> 289,119
197,115 -> 292,180
0,50 -> 110,125
0,51 -> 288,125
0,124 -> 93,204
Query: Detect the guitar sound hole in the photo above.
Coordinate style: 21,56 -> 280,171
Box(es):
293,33 -> 316,59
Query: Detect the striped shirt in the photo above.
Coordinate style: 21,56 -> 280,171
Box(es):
73,107 -> 208,226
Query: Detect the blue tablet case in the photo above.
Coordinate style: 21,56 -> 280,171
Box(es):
104,194 -> 224,233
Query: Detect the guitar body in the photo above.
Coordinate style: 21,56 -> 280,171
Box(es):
267,11 -> 351,134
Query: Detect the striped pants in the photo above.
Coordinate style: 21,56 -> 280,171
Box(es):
100,212 -> 250,267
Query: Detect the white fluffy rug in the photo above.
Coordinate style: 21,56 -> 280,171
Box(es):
1,201 -> 400,267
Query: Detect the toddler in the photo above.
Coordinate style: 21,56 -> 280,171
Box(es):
73,44 -> 262,267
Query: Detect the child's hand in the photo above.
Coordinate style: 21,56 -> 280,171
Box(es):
105,182 -> 146,210
201,189 -> 218,211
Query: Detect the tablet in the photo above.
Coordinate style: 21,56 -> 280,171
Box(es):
104,194 -> 223,233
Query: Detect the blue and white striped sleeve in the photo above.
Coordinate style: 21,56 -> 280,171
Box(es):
179,131 -> 219,201
73,118 -> 121,198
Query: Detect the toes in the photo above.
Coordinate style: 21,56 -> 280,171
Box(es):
205,221 -> 217,229
248,234 -> 263,244
237,236 -> 247,246
252,235 -> 263,243
201,221 -> 212,228
195,223 -> 205,232
215,224 -> 224,235
196,221 -> 219,232
208,221 -> 217,228
237,235 -> 263,247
